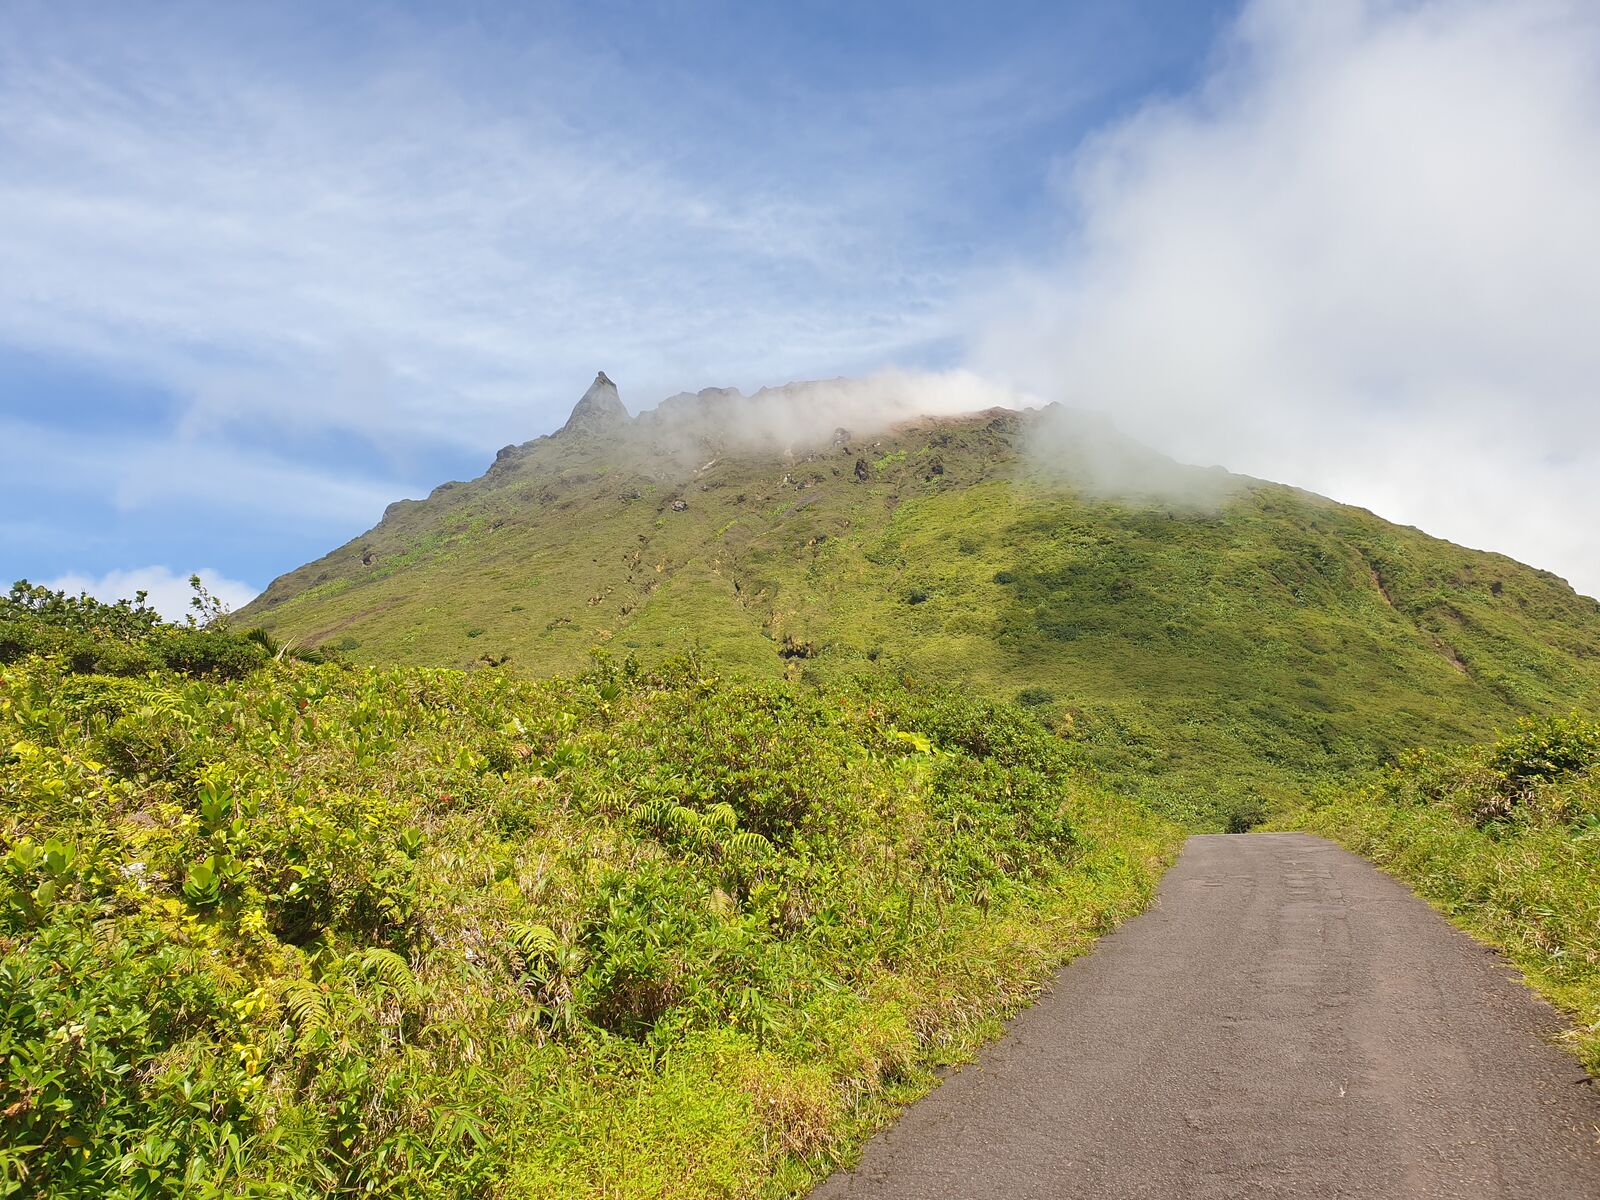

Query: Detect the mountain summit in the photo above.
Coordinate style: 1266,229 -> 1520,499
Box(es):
557,370 -> 629,436
240,374 -> 1600,809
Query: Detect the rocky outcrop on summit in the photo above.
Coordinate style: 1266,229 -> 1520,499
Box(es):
557,371 -> 630,436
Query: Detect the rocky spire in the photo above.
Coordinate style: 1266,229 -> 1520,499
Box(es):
558,371 -> 629,436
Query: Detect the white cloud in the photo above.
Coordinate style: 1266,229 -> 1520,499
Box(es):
0,9 -> 985,458
637,369 -> 1037,453
40,566 -> 259,622
976,0 -> 1600,597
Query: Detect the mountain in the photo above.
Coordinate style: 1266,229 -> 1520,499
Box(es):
240,374 -> 1600,809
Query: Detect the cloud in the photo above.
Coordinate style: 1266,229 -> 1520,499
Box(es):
0,5 -> 1012,460
634,369 -> 1038,457
39,566 -> 259,622
975,0 -> 1600,597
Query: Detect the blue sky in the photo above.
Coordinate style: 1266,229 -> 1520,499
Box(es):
5,0 -> 1600,610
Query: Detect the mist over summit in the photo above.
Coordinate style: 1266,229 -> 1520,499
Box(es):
541,369 -> 1039,458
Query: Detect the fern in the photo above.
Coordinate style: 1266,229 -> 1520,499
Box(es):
354,947 -> 422,1007
506,922 -> 563,980
726,830 -> 772,858
282,978 -> 332,1051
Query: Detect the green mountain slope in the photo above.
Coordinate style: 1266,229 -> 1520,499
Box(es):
242,375 -> 1600,808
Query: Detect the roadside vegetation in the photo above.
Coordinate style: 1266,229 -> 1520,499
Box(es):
0,590 -> 1177,1198
8,567 -> 1596,1198
1294,713 -> 1600,1072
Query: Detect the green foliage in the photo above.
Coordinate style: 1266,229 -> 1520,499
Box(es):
1292,715 -> 1600,1072
0,580 -> 270,681
234,410 -> 1600,825
0,916 -> 254,1198
1224,795 -> 1267,834
0,650 -> 1178,1197
1487,712 -> 1600,791
2,581 -> 167,640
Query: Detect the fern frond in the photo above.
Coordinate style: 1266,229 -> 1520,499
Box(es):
282,978 -> 331,1050
506,922 -> 562,973
355,947 -> 421,1006
726,830 -> 772,858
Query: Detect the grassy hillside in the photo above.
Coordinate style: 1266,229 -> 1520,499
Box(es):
241,395 -> 1600,814
0,632 -> 1176,1198
1292,712 -> 1600,1072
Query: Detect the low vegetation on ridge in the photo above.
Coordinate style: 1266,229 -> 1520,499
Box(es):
0,593 -> 1177,1198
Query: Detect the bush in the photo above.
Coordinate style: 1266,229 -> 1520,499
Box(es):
1225,795 -> 1267,833
0,914 -> 249,1197
0,578 -> 270,679
1489,714 -> 1600,789
151,628 -> 269,679
0,652 -> 1179,1195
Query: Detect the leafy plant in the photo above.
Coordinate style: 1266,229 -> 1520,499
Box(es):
0,643 -> 1179,1196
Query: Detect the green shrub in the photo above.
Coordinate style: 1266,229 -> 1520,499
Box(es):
150,628 -> 268,679
0,652 -> 1179,1195
1488,713 -> 1600,788
0,579 -> 269,679
1225,796 -> 1267,833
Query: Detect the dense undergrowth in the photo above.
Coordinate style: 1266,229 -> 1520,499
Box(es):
0,608 -> 1177,1197
1293,713 -> 1600,1071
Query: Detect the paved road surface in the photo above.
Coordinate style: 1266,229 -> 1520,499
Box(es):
812,832 -> 1600,1199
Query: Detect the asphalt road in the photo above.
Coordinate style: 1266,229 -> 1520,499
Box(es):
811,832 -> 1600,1199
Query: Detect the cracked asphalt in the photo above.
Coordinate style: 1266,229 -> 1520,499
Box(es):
811,832 -> 1600,1199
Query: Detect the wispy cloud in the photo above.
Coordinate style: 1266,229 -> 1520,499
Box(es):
976,0 -> 1600,597
0,4 -> 1023,460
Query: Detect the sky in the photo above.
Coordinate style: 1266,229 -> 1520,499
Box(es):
2,0 -> 1597,612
